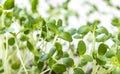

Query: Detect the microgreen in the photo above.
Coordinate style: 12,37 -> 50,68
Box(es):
0,0 -> 120,74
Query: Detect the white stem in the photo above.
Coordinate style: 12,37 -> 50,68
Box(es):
40,69 -> 50,74
16,39 -> 28,74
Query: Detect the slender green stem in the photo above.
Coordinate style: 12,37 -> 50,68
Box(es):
52,35 -> 58,45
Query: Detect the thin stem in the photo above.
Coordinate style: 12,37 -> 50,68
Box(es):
91,24 -> 97,74
52,35 -> 58,45
16,38 -> 28,74
40,68 -> 50,74
48,70 -> 52,74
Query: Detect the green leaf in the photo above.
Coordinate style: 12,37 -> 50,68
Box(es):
0,6 -> 2,16
63,0 -> 70,9
57,19 -> 62,27
96,26 -> 108,35
52,64 -> 66,73
31,0 -> 38,13
20,34 -> 28,41
24,30 -> 30,35
105,50 -> 115,58
93,20 -> 100,26
96,56 -> 107,65
63,52 -> 69,57
59,32 -> 73,42
37,61 -> 44,71
8,37 -> 15,46
79,55 -> 92,67
116,48 -> 120,62
78,59 -> 87,67
4,18 -> 12,27
11,62 -> 20,70
55,50 -> 63,60
77,25 -> 91,35
68,28 -> 77,35
83,55 -> 93,62
73,67 -> 85,74
111,17 -> 120,27
55,42 -> 62,51
118,32 -> 120,41
74,35 -> 83,39
77,40 -> 86,56
0,59 -> 3,67
96,33 -> 112,42
62,57 -> 74,67
49,46 -> 56,57
98,43 -> 108,55
27,41 -> 34,52
55,42 -> 63,59
40,53 -> 49,62
47,20 -> 58,34
3,0 -> 14,10
48,58 -> 56,68
0,27 -> 6,34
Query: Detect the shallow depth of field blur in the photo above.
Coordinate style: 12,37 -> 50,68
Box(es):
1,0 -> 120,74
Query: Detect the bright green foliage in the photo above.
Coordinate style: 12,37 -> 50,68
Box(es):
0,6 -> 2,16
27,41 -> 34,52
98,43 -> 108,55
40,53 -> 49,62
11,62 -> 20,70
57,19 -> 62,27
52,63 -> 66,73
59,32 -> 73,42
77,25 -> 91,35
19,34 -> 28,41
112,17 -> 120,27
49,46 -> 56,57
96,26 -> 108,35
105,50 -> 115,58
31,0 -> 38,13
0,0 -> 120,74
37,61 -> 44,71
116,48 -> 120,62
79,55 -> 92,67
96,56 -> 107,65
68,28 -> 77,35
83,55 -> 93,62
47,20 -> 58,34
118,32 -> 120,41
48,58 -> 56,68
77,40 -> 86,56
55,42 -> 63,59
73,67 -> 85,74
96,33 -> 112,42
62,57 -> 74,67
3,0 -> 14,10
8,37 -> 15,46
